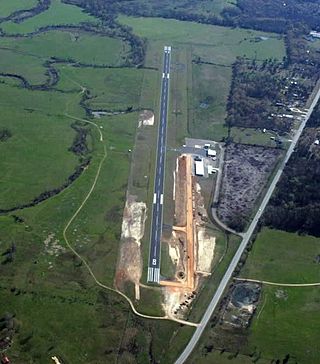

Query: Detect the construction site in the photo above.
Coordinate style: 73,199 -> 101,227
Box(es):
160,149 -> 217,318
116,136 -> 218,318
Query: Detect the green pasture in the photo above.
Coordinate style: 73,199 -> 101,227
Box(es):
0,30 -> 129,66
0,0 -> 37,18
0,48 -> 47,85
120,16 -> 285,65
241,228 -> 320,283
231,127 -> 278,146
0,108 -> 79,210
191,63 -> 231,139
1,0 -> 97,34
56,65 -> 156,111
249,286 -> 320,363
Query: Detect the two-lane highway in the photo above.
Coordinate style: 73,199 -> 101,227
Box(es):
147,46 -> 171,283
175,83 -> 320,363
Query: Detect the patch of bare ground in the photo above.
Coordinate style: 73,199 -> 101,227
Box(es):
161,156 -> 216,318
138,110 -> 154,127
174,155 -> 187,226
115,196 -> 146,298
163,287 -> 198,319
220,282 -> 261,331
196,227 -> 215,274
217,143 -> 281,231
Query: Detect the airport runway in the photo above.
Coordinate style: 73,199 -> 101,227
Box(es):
147,46 -> 171,283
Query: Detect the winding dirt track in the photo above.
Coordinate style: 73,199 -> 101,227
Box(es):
62,114 -> 198,327
235,277 -> 320,287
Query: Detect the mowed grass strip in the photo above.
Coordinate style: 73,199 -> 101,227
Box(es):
191,63 -> 231,139
1,0 -> 97,34
0,30 -> 129,66
0,0 -> 38,18
241,228 -> 320,283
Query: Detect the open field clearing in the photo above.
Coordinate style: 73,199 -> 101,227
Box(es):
0,108 -> 79,210
120,16 -> 285,64
248,285 -> 320,363
191,64 -> 231,138
55,65 -> 156,111
0,0 -> 38,18
241,228 -> 320,284
230,127 -> 279,146
0,48 -> 47,85
0,30 -> 129,66
1,0 -> 97,34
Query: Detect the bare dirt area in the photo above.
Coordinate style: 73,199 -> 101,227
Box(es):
161,155 -> 216,318
163,286 -> 198,319
196,227 -> 215,274
217,143 -> 282,231
138,110 -> 154,127
174,156 -> 187,226
115,196 -> 146,298
222,282 -> 261,329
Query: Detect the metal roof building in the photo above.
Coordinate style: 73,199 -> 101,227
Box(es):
195,160 -> 204,176
207,149 -> 216,157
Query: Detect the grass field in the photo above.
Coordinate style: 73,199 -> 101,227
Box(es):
0,30 -> 129,66
0,0 -> 38,18
231,127 -> 280,146
55,65 -> 153,111
249,285 -> 320,363
191,63 -> 232,138
1,0 -> 97,34
0,48 -> 48,84
241,228 -> 320,283
120,16 -> 285,64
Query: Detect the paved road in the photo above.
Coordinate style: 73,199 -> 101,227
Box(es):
175,85 -> 320,363
147,46 -> 171,283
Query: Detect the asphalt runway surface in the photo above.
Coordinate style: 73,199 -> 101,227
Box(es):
147,46 -> 171,283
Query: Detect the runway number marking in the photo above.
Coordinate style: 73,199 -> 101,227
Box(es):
152,259 -> 157,265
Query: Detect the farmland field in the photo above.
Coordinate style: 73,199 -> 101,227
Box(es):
241,228 -> 320,283
0,30 -> 129,66
0,0 -> 38,18
0,0 -> 97,34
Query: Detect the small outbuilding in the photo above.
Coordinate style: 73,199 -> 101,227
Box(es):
195,160 -> 204,176
207,149 -> 216,157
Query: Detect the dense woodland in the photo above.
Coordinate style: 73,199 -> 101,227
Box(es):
65,0 -> 320,33
264,102 -> 320,236
223,0 -> 320,32
225,55 -> 318,134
